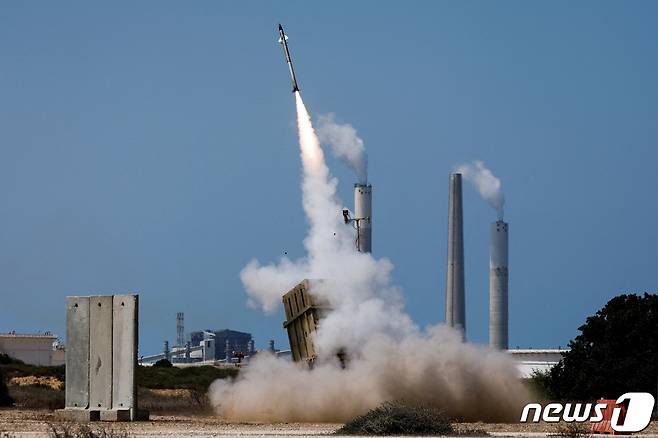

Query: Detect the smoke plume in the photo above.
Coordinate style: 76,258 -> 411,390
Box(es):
213,93 -> 527,422
455,161 -> 505,218
316,113 -> 368,184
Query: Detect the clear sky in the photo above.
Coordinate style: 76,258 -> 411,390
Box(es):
0,2 -> 656,354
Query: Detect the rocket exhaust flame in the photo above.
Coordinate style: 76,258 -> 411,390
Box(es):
212,89 -> 528,421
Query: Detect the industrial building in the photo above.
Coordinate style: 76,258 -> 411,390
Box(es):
189,329 -> 253,361
0,332 -> 65,366
508,349 -> 565,378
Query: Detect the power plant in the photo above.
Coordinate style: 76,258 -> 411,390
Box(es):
489,220 -> 509,349
445,173 -> 466,339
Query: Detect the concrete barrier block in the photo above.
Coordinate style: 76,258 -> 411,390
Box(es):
89,295 -> 113,410
65,296 -> 90,409
100,409 -> 132,421
56,408 -> 101,422
112,294 -> 137,410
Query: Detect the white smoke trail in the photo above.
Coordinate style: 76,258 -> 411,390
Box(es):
316,113 -> 367,184
455,161 -> 505,218
214,93 -> 527,422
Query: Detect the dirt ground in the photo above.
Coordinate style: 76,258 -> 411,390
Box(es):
1,409 -> 658,437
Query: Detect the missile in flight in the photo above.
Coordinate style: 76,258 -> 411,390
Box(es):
278,24 -> 300,93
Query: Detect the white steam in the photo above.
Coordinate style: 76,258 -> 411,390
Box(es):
316,113 -> 367,184
455,161 -> 505,218
214,93 -> 527,423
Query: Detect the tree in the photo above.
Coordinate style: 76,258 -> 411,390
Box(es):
153,358 -> 173,368
546,293 -> 658,401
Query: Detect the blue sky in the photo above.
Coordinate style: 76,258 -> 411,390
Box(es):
0,2 -> 656,353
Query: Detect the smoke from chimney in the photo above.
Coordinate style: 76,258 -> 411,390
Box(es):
316,113 -> 368,184
455,161 -> 504,219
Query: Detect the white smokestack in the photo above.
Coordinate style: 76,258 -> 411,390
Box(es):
353,183 -> 372,253
489,220 -> 509,350
455,161 -> 504,219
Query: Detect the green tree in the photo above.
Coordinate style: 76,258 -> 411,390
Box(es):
547,293 -> 658,400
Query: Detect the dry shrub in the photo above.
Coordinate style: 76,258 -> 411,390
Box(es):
336,401 -> 454,436
551,422 -> 589,438
10,375 -> 64,390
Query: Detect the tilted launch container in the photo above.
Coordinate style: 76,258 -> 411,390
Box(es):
282,280 -> 331,363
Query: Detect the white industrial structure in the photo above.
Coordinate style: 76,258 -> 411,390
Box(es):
490,220 -> 509,349
508,349 -> 565,378
0,332 -> 64,366
354,183 -> 372,253
445,173 -> 466,338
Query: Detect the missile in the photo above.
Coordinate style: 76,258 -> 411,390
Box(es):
278,24 -> 300,93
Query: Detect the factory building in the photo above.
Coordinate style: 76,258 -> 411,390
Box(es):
0,332 -> 65,366
445,173 -> 466,339
189,329 -> 252,361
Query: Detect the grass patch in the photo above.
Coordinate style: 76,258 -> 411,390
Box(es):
8,384 -> 64,410
138,387 -> 212,415
336,401 -> 454,436
137,365 -> 237,392
0,356 -> 236,412
0,354 -> 65,383
48,423 -> 127,438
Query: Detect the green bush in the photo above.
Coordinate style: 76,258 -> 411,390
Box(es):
153,358 -> 173,368
524,369 -> 553,400
336,401 -> 454,436
137,365 -> 237,392
0,369 -> 14,407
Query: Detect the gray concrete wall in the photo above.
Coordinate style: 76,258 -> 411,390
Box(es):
65,296 -> 90,409
63,293 -> 142,421
112,295 -> 138,410
89,295 -> 113,410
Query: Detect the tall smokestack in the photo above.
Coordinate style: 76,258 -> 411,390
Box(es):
489,220 -> 509,350
354,183 -> 372,253
445,173 -> 466,339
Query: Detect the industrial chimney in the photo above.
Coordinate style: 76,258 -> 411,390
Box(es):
354,183 -> 372,253
489,220 -> 509,350
445,173 -> 466,339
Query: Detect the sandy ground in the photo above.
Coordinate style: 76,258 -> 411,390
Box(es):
2,409 -> 658,437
